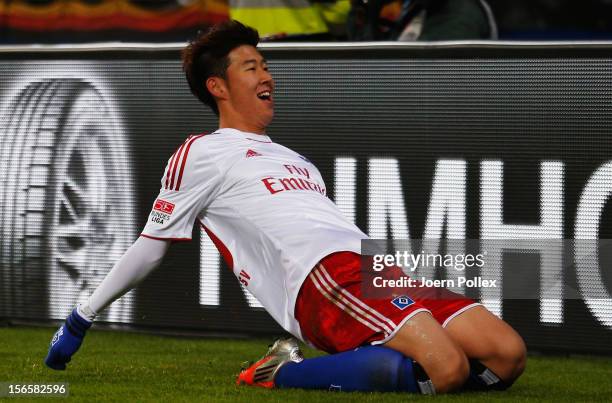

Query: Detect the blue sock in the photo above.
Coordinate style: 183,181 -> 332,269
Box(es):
275,346 -> 420,392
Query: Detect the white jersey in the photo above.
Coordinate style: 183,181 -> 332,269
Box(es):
142,128 -> 367,338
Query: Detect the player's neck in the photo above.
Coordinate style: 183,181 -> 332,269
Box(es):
218,113 -> 267,135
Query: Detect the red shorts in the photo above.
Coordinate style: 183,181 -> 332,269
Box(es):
294,251 -> 480,353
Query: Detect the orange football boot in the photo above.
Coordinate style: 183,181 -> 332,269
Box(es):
237,338 -> 304,388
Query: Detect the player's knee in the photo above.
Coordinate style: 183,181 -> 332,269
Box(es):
429,347 -> 470,393
491,331 -> 527,383
505,334 -> 527,381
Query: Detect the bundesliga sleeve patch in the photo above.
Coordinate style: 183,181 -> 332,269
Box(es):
150,199 -> 175,225
391,296 -> 415,310
154,199 -> 175,214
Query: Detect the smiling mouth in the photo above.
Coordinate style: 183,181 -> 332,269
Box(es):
257,91 -> 272,101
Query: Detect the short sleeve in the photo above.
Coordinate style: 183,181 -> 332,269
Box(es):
141,135 -> 220,241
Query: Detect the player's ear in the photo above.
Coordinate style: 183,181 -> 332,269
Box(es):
206,77 -> 228,101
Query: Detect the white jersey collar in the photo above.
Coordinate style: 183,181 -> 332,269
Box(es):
213,128 -> 273,143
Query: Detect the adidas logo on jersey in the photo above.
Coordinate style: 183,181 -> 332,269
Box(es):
246,149 -> 262,158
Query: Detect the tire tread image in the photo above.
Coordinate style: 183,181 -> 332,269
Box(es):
2,79 -> 136,322
2,81 -> 50,317
15,81 -> 61,315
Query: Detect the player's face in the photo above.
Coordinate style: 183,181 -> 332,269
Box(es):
225,45 -> 275,130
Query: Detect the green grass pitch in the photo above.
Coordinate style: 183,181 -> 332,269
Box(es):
1,326 -> 611,402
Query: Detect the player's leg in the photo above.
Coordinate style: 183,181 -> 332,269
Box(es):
443,305 -> 526,389
271,342 -> 428,393
359,262 -> 473,392
270,313 -> 469,394
253,311 -> 468,394
383,311 -> 470,393
239,252 -> 469,393
405,274 -> 527,391
299,254 -> 470,392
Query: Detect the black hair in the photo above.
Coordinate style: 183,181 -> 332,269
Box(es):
182,20 -> 259,115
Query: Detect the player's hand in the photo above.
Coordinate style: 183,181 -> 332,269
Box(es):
44,308 -> 92,370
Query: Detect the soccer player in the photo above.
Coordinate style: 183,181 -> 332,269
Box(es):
45,20 -> 526,394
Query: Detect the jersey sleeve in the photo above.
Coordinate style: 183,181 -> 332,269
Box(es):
141,135 -> 220,241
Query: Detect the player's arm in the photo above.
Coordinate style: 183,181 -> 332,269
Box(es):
44,135 -> 218,370
44,236 -> 170,370
86,236 -> 170,315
